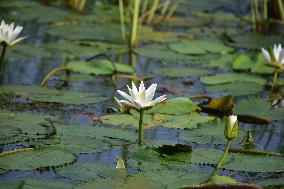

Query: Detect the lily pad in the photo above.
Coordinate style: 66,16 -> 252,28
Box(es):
228,33 -> 284,50
0,178 -> 73,189
0,85 -> 107,105
204,82 -> 263,96
136,44 -> 213,64
0,110 -> 53,144
56,124 -> 137,144
169,38 -> 233,55
148,97 -> 197,115
56,163 -> 125,181
179,119 -> 245,145
232,53 -> 274,74
153,67 -> 210,77
0,147 -> 75,170
66,60 -> 134,75
200,73 -> 266,85
233,97 -> 284,121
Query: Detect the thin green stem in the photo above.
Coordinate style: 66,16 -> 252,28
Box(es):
142,0 -> 149,14
0,43 -> 8,65
263,0 -> 267,20
130,0 -> 140,48
138,109 -> 144,145
119,0 -> 126,42
161,0 -> 170,16
210,140 -> 231,178
272,69 -> 279,87
146,0 -> 159,25
277,0 -> 284,20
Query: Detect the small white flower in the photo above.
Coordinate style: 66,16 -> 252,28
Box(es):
0,20 -> 25,46
261,44 -> 284,65
228,115 -> 238,130
117,81 -> 166,110
225,115 -> 238,140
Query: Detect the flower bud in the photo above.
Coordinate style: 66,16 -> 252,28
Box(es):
224,115 -> 238,140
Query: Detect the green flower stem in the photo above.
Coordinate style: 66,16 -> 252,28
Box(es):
130,0 -> 140,48
119,0 -> 126,42
138,109 -> 144,145
210,140 -> 231,178
0,43 -> 8,65
272,69 -> 279,87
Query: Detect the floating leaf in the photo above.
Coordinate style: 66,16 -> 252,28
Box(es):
56,163 -> 125,181
0,148 -> 75,170
233,97 -> 284,122
136,44 -> 214,64
0,85 -> 107,105
153,67 -> 210,77
179,119 -> 245,145
0,110 -> 52,144
228,33 -> 284,50
56,124 -> 137,144
160,113 -> 214,129
190,148 -> 284,172
169,38 -> 233,55
66,60 -> 133,75
204,82 -> 263,96
0,178 -> 73,189
200,73 -> 266,85
232,53 -> 274,74
148,97 -> 197,115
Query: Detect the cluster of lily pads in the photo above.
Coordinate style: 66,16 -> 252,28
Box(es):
0,0 -> 284,188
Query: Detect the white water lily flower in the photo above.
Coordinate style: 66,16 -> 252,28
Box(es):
224,115 -> 238,140
0,20 -> 25,46
228,115 -> 238,130
117,81 -> 166,110
261,44 -> 284,65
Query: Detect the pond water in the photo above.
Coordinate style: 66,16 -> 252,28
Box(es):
0,0 -> 284,188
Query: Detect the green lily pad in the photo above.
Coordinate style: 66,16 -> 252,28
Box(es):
169,38 -> 233,55
136,44 -> 214,64
204,82 -> 263,96
253,177 -> 284,187
0,178 -> 73,189
66,60 -> 134,75
179,119 -> 245,145
0,110 -> 53,144
0,85 -> 107,105
47,23 -> 121,41
233,97 -> 284,121
228,33 -> 284,50
232,53 -> 274,74
153,67 -> 210,77
190,148 -> 284,172
56,124 -> 137,144
200,73 -> 266,85
56,163 -> 125,181
160,113 -> 214,129
149,97 -> 197,115
0,147 -> 75,170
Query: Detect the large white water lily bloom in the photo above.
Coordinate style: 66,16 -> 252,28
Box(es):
117,81 -> 166,110
261,44 -> 284,65
0,20 -> 25,46
224,115 -> 238,140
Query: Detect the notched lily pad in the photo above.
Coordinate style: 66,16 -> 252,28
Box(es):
233,97 -> 284,122
0,85 -> 107,105
67,60 -> 134,75
200,73 -> 266,85
0,147 -> 75,170
153,67 -> 210,77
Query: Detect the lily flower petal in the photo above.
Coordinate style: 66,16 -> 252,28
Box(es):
117,81 -> 166,110
0,20 -> 25,46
